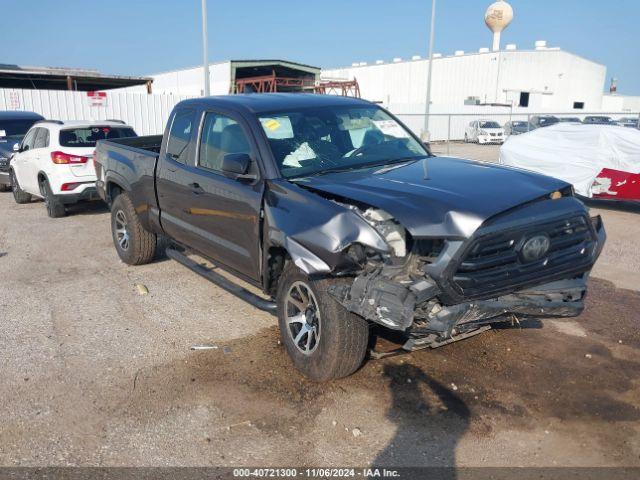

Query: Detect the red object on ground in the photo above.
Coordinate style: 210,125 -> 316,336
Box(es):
593,168 -> 640,201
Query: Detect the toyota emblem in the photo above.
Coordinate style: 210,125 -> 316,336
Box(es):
520,234 -> 551,263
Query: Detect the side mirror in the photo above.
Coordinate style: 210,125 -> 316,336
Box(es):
13,143 -> 20,152
221,153 -> 255,180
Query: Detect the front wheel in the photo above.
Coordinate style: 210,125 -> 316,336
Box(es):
111,192 -> 157,265
10,170 -> 32,204
276,263 -> 369,382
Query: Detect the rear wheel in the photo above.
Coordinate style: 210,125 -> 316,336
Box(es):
111,192 -> 157,265
40,178 -> 66,218
0,183 -> 10,192
276,263 -> 369,382
10,170 -> 32,204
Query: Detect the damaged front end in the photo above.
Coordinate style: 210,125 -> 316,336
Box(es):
327,199 -> 606,351
264,177 -> 605,352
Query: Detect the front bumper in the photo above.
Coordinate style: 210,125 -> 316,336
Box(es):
478,135 -> 504,144
329,208 -> 606,340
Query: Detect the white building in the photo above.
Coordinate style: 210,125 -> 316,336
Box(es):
323,42 -> 607,113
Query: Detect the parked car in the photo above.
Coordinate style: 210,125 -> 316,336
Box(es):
464,120 -> 505,144
529,115 -> 559,129
95,94 -> 605,382
9,120 -> 137,217
503,120 -> 532,136
617,117 -> 640,128
558,117 -> 582,123
583,116 -> 616,125
0,111 -> 44,191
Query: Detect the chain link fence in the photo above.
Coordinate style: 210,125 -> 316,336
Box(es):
393,112 -> 640,152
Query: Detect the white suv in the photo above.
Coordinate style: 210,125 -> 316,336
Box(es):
10,120 -> 136,217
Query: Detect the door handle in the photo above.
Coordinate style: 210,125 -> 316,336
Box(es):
189,182 -> 205,195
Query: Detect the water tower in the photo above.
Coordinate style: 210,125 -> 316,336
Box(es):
485,0 -> 514,51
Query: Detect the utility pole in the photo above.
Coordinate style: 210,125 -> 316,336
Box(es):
201,0 -> 210,97
422,0 -> 436,141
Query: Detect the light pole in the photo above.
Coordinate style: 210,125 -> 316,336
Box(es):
201,0 -> 210,97
422,0 -> 436,141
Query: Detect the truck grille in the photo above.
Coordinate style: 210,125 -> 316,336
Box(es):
451,215 -> 596,300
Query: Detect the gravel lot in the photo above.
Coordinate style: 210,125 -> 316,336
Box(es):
1,146 -> 639,468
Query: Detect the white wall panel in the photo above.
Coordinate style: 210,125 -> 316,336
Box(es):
0,88 -> 195,135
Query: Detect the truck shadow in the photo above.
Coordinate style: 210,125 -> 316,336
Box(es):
372,363 -> 469,476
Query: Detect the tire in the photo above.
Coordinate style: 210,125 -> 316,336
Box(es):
464,134 -> 468,143
10,169 -> 32,204
111,192 -> 157,265
0,183 -> 10,192
40,178 -> 66,218
276,263 -> 369,382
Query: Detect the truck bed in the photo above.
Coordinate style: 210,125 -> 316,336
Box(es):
94,135 -> 163,227
99,135 -> 163,155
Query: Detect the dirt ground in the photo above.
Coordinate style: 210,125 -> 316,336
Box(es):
1,148 -> 639,468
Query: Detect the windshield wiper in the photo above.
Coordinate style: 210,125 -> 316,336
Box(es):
295,156 -> 427,179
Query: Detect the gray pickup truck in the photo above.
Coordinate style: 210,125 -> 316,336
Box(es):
94,94 -> 606,381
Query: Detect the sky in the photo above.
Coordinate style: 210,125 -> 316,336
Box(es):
2,0 -> 638,95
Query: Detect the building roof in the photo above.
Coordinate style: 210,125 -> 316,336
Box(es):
0,64 -> 152,91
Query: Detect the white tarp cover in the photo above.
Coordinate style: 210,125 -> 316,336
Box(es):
499,124 -> 640,197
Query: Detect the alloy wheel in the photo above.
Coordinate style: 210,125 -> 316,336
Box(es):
114,210 -> 130,251
285,281 -> 321,355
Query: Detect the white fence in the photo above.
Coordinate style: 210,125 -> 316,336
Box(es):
0,88 -> 195,136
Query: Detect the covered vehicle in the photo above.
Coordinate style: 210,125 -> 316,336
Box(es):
500,123 -> 640,201
95,94 -> 605,381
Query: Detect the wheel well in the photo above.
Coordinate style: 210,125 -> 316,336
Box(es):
107,182 -> 123,205
265,247 -> 289,297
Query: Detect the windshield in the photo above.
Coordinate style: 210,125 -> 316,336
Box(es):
539,117 -> 559,126
479,121 -> 500,128
0,119 -> 40,145
59,126 -> 137,148
258,105 -> 428,179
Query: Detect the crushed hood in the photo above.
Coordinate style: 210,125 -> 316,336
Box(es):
293,157 -> 568,239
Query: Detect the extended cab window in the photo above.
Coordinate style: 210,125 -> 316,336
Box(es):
166,109 -> 196,163
198,113 -> 251,172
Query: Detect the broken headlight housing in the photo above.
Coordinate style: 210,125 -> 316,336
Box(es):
360,208 -> 407,257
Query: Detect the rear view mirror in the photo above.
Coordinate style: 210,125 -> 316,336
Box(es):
221,153 -> 253,179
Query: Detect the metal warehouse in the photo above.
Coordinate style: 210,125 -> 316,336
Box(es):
323,41 -> 607,112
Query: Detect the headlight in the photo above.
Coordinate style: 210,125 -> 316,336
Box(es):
479,130 -> 487,135
360,208 -> 407,257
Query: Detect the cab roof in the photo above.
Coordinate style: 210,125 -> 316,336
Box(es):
0,111 -> 44,120
179,93 -> 372,114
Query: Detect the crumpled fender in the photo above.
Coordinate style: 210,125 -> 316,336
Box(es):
263,179 -> 389,274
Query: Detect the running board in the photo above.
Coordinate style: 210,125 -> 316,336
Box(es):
166,248 -> 277,314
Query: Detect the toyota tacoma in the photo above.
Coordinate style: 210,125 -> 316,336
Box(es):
94,94 -> 606,381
